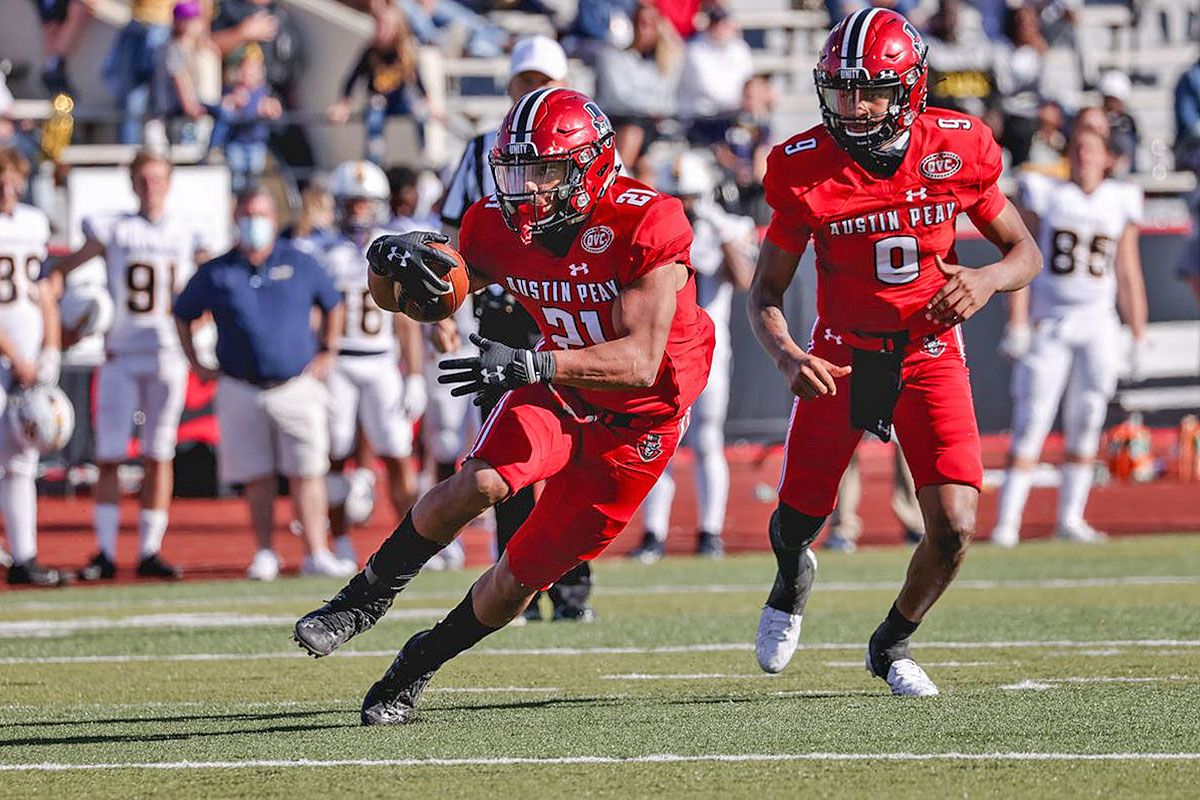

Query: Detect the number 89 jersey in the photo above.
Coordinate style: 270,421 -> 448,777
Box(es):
763,108 -> 1007,336
459,175 -> 715,420
0,204 -> 50,361
83,212 -> 207,357
1019,172 -> 1142,322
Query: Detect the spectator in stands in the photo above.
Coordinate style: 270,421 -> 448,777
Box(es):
594,2 -> 682,167
212,0 -> 314,179
386,165 -> 439,230
155,0 -> 222,145
924,0 -> 998,121
327,2 -> 440,166
1024,100 -> 1068,175
678,4 -> 753,146
994,4 -> 1048,167
1174,58 -> 1200,304
1024,0 -> 1079,48
563,0 -> 638,63
1100,70 -> 1139,175
714,74 -> 773,222
399,0 -> 508,58
173,187 -> 349,581
966,0 -> 1007,41
825,0 -> 920,23
209,45 -> 282,193
283,180 -> 339,256
103,0 -> 174,144
33,0 -> 94,95
658,0 -> 700,39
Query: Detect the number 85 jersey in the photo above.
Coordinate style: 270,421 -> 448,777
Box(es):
1019,171 -> 1142,322
763,108 -> 1007,336
459,175 -> 714,420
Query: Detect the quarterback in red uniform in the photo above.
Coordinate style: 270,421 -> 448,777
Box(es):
293,88 -> 714,724
749,8 -> 1041,695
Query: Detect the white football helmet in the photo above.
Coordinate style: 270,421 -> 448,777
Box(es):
661,151 -> 716,199
8,384 -> 75,454
329,160 -> 390,233
59,283 -> 115,338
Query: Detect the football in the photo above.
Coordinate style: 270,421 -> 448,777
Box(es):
399,241 -> 471,322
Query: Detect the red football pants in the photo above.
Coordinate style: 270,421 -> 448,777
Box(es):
469,383 -> 686,589
778,323 -> 982,518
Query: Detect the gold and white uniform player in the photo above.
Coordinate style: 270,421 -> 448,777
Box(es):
0,156 -> 64,585
992,129 -> 1148,546
53,152 -> 209,579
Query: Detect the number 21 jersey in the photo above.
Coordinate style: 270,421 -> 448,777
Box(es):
83,212 -> 208,357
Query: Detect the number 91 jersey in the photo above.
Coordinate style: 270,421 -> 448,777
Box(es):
1019,171 -> 1142,322
763,108 -> 1007,336
83,212 -> 207,357
459,175 -> 715,420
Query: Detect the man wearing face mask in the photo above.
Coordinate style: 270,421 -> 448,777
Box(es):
173,187 -> 348,581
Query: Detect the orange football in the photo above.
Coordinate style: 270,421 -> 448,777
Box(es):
399,241 -> 471,323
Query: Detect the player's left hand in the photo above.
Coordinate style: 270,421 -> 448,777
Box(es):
926,255 -> 999,327
305,350 -> 335,382
402,373 -> 427,420
36,348 -> 61,386
438,333 -> 556,405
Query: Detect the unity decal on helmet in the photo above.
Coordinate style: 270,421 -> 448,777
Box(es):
580,225 -> 613,253
920,151 -> 963,180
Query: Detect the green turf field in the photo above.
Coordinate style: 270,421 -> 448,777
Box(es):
2,535 -> 1199,798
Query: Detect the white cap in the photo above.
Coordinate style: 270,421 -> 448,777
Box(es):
508,35 -> 568,82
0,74 -> 12,117
1098,70 -> 1131,101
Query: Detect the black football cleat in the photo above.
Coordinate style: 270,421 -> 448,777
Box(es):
7,560 -> 68,587
695,531 -> 725,559
294,570 -> 394,657
136,553 -> 182,580
76,552 -> 117,582
627,532 -> 665,564
551,604 -> 597,623
361,633 -> 436,726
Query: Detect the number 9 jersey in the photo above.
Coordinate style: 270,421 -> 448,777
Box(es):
763,107 -> 1006,336
82,212 -> 209,356
1019,171 -> 1142,323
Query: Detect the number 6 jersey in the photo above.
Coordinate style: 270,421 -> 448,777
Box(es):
1018,171 -> 1142,322
763,107 -> 1007,337
82,212 -> 209,358
459,174 -> 714,420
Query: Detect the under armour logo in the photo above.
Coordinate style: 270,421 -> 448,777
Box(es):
568,262 -> 589,276
388,246 -> 411,268
824,328 -> 843,345
906,187 -> 928,202
482,365 -> 506,384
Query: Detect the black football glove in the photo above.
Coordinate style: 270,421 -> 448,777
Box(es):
438,333 -> 557,405
366,231 -> 455,305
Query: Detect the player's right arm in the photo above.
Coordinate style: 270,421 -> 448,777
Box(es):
49,236 -> 105,277
748,239 -> 851,399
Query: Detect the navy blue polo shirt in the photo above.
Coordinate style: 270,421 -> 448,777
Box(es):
174,242 -> 342,383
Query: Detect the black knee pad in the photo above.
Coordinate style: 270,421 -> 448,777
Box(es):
772,503 -> 826,551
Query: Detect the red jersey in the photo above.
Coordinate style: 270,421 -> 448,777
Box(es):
459,175 -> 714,420
763,108 -> 1008,336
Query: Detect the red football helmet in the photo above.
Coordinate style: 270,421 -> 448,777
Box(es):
489,88 -> 618,243
814,8 -> 929,152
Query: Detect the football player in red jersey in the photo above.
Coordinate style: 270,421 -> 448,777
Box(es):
293,88 -> 715,724
749,8 -> 1042,696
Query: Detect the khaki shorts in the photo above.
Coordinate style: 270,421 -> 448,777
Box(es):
216,374 -> 330,484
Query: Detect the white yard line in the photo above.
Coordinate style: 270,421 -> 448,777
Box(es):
601,673 -> 777,681
1001,675 -> 1195,691
824,660 -> 1000,668
3,639 -> 1199,667
2,752 -> 1200,772
0,609 -> 446,638
5,574 -> 1197,614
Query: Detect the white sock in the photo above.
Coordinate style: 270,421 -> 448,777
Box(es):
696,445 -> 730,536
138,509 -> 169,559
1,475 -> 38,565
1057,463 -> 1094,530
995,467 -> 1035,533
94,503 -> 120,561
641,469 -> 675,541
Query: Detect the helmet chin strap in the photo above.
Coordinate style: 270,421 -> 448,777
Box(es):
845,129 -> 911,178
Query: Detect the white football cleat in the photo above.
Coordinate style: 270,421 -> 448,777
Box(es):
870,655 -> 940,697
990,525 -> 1019,548
1054,521 -> 1108,543
246,549 -> 281,582
301,549 -> 356,578
332,535 -> 359,568
756,607 -> 803,674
